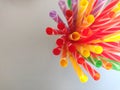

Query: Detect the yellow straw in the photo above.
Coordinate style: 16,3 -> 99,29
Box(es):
69,32 -> 81,41
88,45 -> 103,54
77,46 -> 90,58
81,14 -> 95,28
69,53 -> 88,83
112,2 -> 120,13
85,0 -> 95,16
103,31 -> 120,42
76,0 -> 89,30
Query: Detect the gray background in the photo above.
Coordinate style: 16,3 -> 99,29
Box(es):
0,0 -> 120,90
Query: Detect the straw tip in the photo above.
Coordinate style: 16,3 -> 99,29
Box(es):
96,60 -> 102,68
95,46 -> 103,54
80,75 -> 88,83
52,47 -> 61,55
69,32 -> 81,41
68,44 -> 76,53
56,38 -> 64,46
77,57 -> 85,64
60,58 -> 68,68
46,27 -> 53,35
66,10 -> 73,17
57,23 -> 65,30
93,73 -> 100,80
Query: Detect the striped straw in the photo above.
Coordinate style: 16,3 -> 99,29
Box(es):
82,61 -> 100,80
66,10 -> 74,30
49,10 -> 63,23
72,0 -> 78,27
58,0 -> 67,16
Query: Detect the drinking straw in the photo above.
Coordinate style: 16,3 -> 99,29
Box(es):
65,10 -> 74,30
67,0 -> 72,9
88,45 -> 103,54
69,53 -> 88,83
57,22 -> 65,30
56,36 -> 65,47
92,14 -> 120,30
76,46 -> 90,58
103,31 -> 120,42
92,0 -> 108,18
69,31 -> 81,41
58,0 -> 67,16
46,27 -> 64,35
52,47 -> 61,55
81,14 -> 95,28
101,59 -> 112,70
77,30 -> 103,44
60,45 -> 68,68
104,24 -> 120,33
81,28 -> 92,37
71,0 -> 78,27
100,57 -> 120,71
49,10 -> 63,23
82,61 -> 100,80
85,0 -> 96,16
87,56 -> 102,68
111,2 -> 120,15
76,0 -> 89,30
77,56 -> 85,64
96,0 -> 119,20
101,51 -> 120,62
72,51 -> 85,64
98,42 -> 120,52
68,42 -> 76,53
108,60 -> 120,71
57,23 -> 68,33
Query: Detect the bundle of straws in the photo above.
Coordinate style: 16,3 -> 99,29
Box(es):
46,0 -> 120,83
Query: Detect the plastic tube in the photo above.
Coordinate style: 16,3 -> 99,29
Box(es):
52,47 -> 61,55
85,0 -> 96,16
46,27 -> 63,35
58,0 -> 67,16
69,53 -> 88,83
101,51 -> 120,62
82,61 -> 100,80
69,31 -> 81,41
56,36 -> 65,47
67,0 -> 72,9
101,59 -> 112,70
49,10 -> 63,23
96,0 -> 119,20
77,46 -> 90,58
66,10 -> 74,30
76,0 -> 89,30
71,0 -> 78,27
100,57 -> 120,71
60,46 -> 68,68
88,45 -> 103,54
81,14 -> 95,28
103,31 -> 120,42
87,57 -> 102,68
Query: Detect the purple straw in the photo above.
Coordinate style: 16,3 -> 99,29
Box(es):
49,10 -> 63,23
58,0 -> 67,16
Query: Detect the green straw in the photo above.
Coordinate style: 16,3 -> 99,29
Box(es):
67,0 -> 72,9
87,57 -> 102,68
99,56 -> 120,71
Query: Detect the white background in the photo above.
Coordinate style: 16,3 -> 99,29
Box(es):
0,0 -> 120,90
